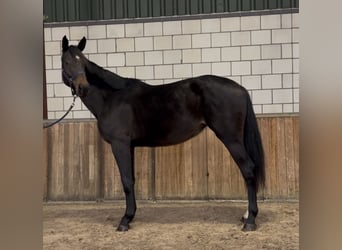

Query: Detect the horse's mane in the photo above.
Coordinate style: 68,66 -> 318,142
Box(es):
85,59 -> 142,90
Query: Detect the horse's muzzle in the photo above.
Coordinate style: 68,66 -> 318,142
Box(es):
73,74 -> 89,97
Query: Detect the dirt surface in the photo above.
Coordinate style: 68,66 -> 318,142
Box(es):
43,201 -> 298,250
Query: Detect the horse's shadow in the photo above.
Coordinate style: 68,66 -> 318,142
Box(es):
45,202 -> 274,226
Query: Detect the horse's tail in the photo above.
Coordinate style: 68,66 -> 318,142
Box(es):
244,95 -> 265,192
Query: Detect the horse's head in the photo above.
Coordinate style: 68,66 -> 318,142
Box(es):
61,36 -> 90,97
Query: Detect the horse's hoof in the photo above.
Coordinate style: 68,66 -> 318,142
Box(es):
242,223 -> 257,231
117,224 -> 129,232
240,217 -> 247,223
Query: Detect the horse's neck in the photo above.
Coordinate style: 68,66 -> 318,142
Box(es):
85,61 -> 125,89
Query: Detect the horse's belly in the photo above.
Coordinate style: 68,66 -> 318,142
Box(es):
135,121 -> 206,147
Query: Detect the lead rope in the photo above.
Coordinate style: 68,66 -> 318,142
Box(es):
43,92 -> 77,129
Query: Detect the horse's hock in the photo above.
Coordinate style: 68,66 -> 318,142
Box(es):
43,116 -> 299,201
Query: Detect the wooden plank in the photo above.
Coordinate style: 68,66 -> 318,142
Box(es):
45,117 -> 299,200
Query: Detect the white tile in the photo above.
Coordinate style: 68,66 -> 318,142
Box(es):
73,111 -> 91,119
232,61 -> 251,76
272,29 -> 292,43
88,25 -> 106,39
282,73 -> 293,88
294,88 -> 299,102
154,65 -> 173,79
292,28 -> 299,43
221,47 -> 241,61
294,103 -> 299,112
70,26 -> 87,40
241,75 -> 261,90
173,35 -> 191,49
261,15 -> 281,29
262,74 -> 282,89
163,21 -> 182,35
293,58 -> 299,73
83,40 -> 97,54
116,38 -> 135,52
263,104 -> 282,114
163,50 -> 182,64
241,16 -> 260,30
282,44 -> 292,58
292,13 -> 299,28
281,14 -> 292,29
117,67 -> 135,78
182,49 -> 201,63
212,62 -> 231,76
125,23 -> 144,37
252,90 -> 272,104
201,18 -> 220,33
261,44 -> 281,59
64,97 -> 82,110
126,52 -> 144,66
241,46 -> 261,60
230,76 -> 241,84
136,66 -> 154,80
135,37 -> 153,51
107,53 -> 126,67
107,67 -> 117,74
202,48 -> 220,62
44,28 -> 51,41
252,60 -> 272,74
144,22 -> 162,36
192,34 -> 211,48
107,24 -> 125,38
221,17 -> 240,32
45,41 -> 61,55
211,32 -> 231,47
56,110 -> 73,119
182,20 -> 201,34
52,56 -> 61,69
273,89 -> 293,103
51,27 -> 69,41
272,59 -> 293,73
154,36 -> 172,50
192,63 -> 211,77
89,54 -> 107,67
98,39 -> 116,53
251,30 -> 271,45
47,112 -> 55,119
148,80 -> 164,85
46,69 -> 62,83
253,105 -> 262,114
46,84 -> 54,97
231,31 -> 250,46
283,104 -> 293,113
174,64 -> 192,78
293,43 -> 299,58
293,73 -> 299,88
145,51 -> 163,65
48,97 -> 64,111
45,56 -> 52,69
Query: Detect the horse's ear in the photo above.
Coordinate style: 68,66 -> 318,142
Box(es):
78,37 -> 86,51
62,35 -> 69,52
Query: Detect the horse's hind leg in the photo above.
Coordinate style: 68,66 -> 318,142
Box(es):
223,140 -> 259,231
211,128 -> 259,231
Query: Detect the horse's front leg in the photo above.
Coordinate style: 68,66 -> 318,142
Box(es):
111,140 -> 136,231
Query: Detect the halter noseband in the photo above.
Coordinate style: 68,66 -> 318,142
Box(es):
62,69 -> 86,84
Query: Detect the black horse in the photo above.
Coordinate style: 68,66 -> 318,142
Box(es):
61,36 -> 265,232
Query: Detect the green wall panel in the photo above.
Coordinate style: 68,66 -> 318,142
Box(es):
44,0 -> 299,23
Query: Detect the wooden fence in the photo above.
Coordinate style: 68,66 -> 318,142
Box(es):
43,116 -> 299,201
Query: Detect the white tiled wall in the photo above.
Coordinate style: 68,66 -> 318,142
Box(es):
44,13 -> 299,119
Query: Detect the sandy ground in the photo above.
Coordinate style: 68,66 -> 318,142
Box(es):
43,201 -> 299,250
